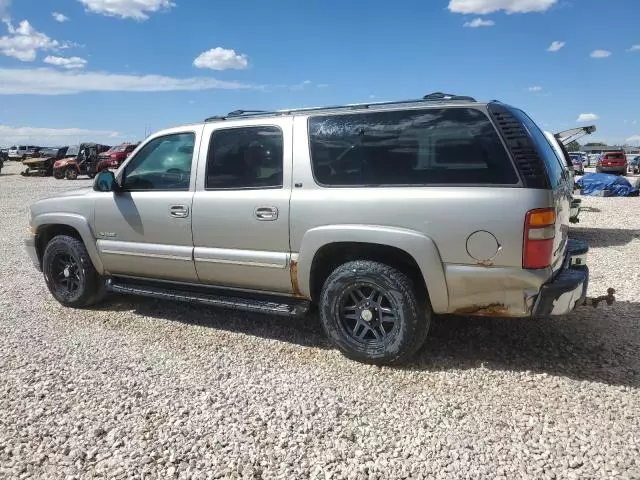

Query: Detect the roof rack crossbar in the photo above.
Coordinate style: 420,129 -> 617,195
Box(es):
203,92 -> 476,122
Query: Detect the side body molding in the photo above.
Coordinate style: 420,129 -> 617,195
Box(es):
295,225 -> 449,313
33,213 -> 105,274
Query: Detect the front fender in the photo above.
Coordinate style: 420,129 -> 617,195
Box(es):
33,213 -> 104,274
296,225 -> 449,313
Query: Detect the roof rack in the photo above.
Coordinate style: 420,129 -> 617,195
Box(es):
204,92 -> 477,122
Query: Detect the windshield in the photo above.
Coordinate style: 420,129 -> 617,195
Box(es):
66,145 -> 80,157
108,145 -> 128,152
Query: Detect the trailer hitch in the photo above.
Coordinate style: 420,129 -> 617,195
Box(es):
584,288 -> 616,308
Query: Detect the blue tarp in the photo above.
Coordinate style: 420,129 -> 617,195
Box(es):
576,173 -> 639,197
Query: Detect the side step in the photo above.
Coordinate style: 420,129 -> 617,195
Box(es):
106,277 -> 310,317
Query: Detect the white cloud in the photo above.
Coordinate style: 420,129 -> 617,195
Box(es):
590,49 -> 611,59
52,12 -> 69,22
0,20 -> 68,61
627,135 -> 640,143
44,55 -> 87,69
628,45 -> 640,52
577,113 -> 599,122
0,124 -> 120,145
547,41 -> 565,52
193,47 -> 249,71
79,0 -> 175,20
463,17 -> 495,27
0,67 -> 258,95
289,79 -> 315,91
317,83 -> 329,88
449,0 -> 557,14
528,85 -> 542,92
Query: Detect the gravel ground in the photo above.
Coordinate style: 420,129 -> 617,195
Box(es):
1,161 -> 639,479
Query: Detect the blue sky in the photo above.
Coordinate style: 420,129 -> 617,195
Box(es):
0,0 -> 639,147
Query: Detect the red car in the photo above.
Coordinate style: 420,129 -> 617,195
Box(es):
596,151 -> 627,175
95,143 -> 139,173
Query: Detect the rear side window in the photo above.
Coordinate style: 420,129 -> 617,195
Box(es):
308,107 -> 518,186
510,109 -> 566,185
206,126 -> 283,190
605,153 -> 625,160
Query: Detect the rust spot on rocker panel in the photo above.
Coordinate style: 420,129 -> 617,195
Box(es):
289,259 -> 304,298
453,303 -> 511,317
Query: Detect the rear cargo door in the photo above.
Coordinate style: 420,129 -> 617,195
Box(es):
512,110 -> 572,272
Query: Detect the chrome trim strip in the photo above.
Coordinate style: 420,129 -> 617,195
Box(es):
100,249 -> 192,261
193,256 -> 285,268
193,247 -> 289,269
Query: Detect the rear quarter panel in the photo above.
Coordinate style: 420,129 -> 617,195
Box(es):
290,115 -> 555,313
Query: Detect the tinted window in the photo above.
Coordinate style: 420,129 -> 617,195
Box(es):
511,109 -> 566,185
605,153 -> 625,160
206,126 -> 283,189
308,108 -> 517,186
122,133 -> 194,191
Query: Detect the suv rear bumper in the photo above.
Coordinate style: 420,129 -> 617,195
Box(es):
531,239 -> 589,318
598,165 -> 626,174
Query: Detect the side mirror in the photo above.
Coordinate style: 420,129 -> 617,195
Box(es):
93,170 -> 119,192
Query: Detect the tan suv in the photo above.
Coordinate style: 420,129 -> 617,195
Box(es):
25,93 -> 594,364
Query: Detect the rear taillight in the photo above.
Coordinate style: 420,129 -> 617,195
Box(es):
523,208 -> 556,269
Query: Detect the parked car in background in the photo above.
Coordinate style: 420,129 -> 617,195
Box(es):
569,152 -> 586,175
544,131 -> 582,223
596,151 -> 627,175
0,150 -> 5,174
95,142 -> 139,174
574,151 -> 589,167
8,145 -> 41,160
53,143 -> 111,179
26,93 -> 593,365
22,146 -> 69,176
553,126 -> 596,171
628,156 -> 640,175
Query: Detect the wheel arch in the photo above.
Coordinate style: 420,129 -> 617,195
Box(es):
33,213 -> 104,274
296,225 -> 449,313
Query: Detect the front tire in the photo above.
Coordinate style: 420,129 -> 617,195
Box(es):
65,168 -> 78,180
42,235 -> 105,308
319,260 -> 430,365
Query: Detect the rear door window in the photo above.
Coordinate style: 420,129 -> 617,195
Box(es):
205,126 -> 283,190
308,107 -> 518,186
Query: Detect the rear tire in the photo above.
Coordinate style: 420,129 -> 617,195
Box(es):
319,260 -> 430,365
42,235 -> 106,308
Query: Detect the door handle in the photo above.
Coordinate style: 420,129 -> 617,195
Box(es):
169,205 -> 189,218
254,207 -> 278,221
